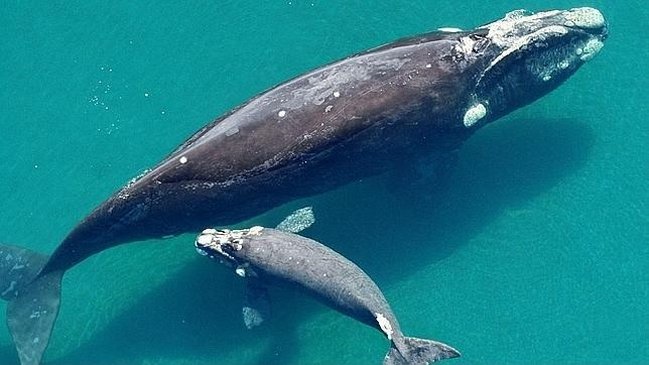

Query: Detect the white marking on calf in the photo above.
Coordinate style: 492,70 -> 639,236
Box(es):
375,312 -> 394,340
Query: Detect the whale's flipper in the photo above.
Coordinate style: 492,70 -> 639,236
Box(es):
275,206 -> 315,233
240,205 -> 314,329
242,279 -> 270,329
384,336 -> 460,365
1,244 -> 63,365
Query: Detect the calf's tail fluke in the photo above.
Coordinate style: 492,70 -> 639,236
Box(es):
1,244 -> 63,365
384,336 -> 460,365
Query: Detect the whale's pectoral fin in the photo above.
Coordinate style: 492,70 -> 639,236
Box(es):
275,206 -> 315,233
1,244 -> 63,365
242,279 -> 271,329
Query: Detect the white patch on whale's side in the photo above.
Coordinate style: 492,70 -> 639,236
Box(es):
235,265 -> 247,277
376,312 -> 394,340
438,27 -> 463,33
463,103 -> 487,127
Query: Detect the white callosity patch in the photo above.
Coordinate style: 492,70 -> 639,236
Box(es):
376,313 -> 394,340
463,103 -> 487,127
196,233 -> 213,246
248,226 -> 264,236
278,110 -> 286,118
195,227 -> 264,262
455,36 -> 479,56
483,9 -> 562,48
579,38 -> 604,61
483,7 -> 605,73
484,25 -> 569,79
179,156 -> 188,164
564,7 -> 606,29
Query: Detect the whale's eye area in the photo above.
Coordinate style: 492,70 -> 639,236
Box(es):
194,228 -> 243,262
469,33 -> 491,53
221,243 -> 239,254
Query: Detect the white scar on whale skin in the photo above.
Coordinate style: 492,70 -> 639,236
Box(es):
438,27 -> 463,33
376,312 -> 394,340
235,266 -> 246,277
1,280 -> 17,297
463,103 -> 487,127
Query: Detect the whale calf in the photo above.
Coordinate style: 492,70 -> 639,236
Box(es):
0,7 -> 607,364
195,227 -> 460,364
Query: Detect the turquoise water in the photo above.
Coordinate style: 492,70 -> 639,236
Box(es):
1,1 -> 647,364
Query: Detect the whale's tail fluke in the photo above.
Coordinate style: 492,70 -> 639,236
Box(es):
384,336 -> 460,365
1,244 -> 62,365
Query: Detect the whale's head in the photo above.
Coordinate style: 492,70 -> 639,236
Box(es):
195,227 -> 263,277
448,7 -> 608,128
195,228 -> 243,266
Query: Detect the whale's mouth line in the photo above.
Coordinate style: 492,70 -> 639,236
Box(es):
477,24 -> 603,88
457,7 -> 607,129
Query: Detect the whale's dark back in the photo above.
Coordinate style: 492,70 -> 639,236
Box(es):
43,37 -> 478,274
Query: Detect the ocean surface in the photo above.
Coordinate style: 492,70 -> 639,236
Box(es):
1,1 -> 647,364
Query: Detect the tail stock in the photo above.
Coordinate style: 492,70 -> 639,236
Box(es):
1,244 -> 63,365
384,336 -> 460,365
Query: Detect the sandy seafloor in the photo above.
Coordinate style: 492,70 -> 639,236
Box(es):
0,1 -> 647,364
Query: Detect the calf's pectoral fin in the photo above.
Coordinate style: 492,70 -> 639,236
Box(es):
242,279 -> 271,329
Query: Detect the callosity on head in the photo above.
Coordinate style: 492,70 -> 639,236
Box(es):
456,7 -> 608,128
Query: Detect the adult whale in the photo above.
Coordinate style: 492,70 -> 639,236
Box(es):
0,7 -> 607,365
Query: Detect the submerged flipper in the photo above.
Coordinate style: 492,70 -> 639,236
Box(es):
1,244 -> 63,365
275,206 -> 315,233
242,279 -> 271,329
384,336 -> 460,365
